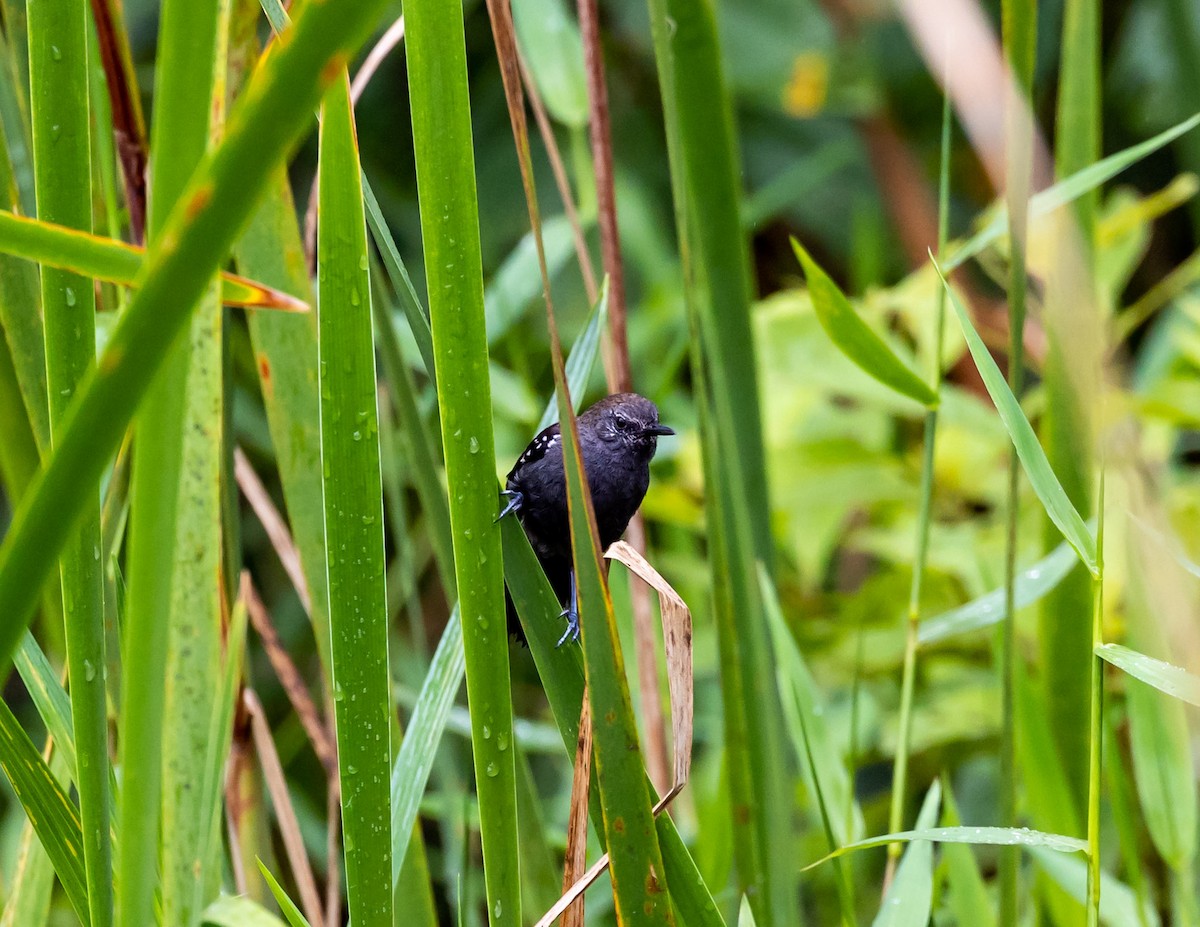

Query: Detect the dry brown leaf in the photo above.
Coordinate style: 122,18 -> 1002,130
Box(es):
234,448 -> 311,614
244,577 -> 336,777
244,688 -> 326,927
561,698 -> 593,927
606,540 -> 693,788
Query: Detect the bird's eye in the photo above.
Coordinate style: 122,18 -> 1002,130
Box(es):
613,414 -> 630,431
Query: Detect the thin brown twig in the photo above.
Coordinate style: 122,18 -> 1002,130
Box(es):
243,576 -> 337,776
351,15 -> 406,105
244,688 -> 327,927
224,711 -> 255,898
324,765 -> 342,927
533,784 -> 685,927
89,0 -> 147,242
561,698 -> 593,927
234,447 -> 312,615
572,0 -> 668,788
516,52 -> 598,304
575,0 -> 631,392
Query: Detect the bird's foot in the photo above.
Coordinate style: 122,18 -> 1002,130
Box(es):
556,605 -> 580,647
495,489 -> 523,522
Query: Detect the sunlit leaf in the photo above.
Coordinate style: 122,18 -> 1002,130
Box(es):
1031,846 -> 1160,927
872,781 -> 940,927
919,534 -> 1082,643
936,262 -> 1098,574
944,112 -> 1200,271
1096,643 -> 1200,707
794,239 -> 938,407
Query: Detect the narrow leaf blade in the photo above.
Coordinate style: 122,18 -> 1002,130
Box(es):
793,239 -> 938,407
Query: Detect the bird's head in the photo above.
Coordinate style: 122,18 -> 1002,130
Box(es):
585,393 -> 674,459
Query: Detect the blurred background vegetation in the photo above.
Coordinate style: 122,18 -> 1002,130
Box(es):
0,0 -> 1199,924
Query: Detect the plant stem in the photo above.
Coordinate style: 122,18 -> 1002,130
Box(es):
885,73 -> 952,884
1086,472 -> 1105,926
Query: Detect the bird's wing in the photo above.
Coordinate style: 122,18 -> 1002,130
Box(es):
506,422 -> 562,484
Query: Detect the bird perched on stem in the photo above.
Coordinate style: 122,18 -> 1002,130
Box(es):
499,392 -> 674,645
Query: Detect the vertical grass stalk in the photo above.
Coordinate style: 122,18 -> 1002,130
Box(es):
1085,473 -> 1105,926
118,0 -> 223,923
317,73 -> 394,926
886,78 -> 952,880
999,1 -> 1036,920
1042,0 -> 1100,808
403,0 -> 521,921
643,1 -> 791,921
25,1 -> 111,924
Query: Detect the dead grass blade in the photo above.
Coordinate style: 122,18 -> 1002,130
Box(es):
561,699 -> 593,927
516,51 -> 598,303
607,540 -> 693,787
244,688 -> 326,927
574,0 -> 631,391
234,447 -> 311,614
244,577 -> 336,776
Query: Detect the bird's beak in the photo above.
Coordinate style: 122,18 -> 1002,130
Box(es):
645,423 -> 675,437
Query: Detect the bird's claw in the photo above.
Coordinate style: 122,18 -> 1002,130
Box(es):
556,605 -> 580,647
495,489 -> 523,523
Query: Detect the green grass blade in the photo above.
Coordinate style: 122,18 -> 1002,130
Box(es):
871,782 -> 941,927
1055,0 -> 1101,247
202,894 -> 293,927
763,567 -> 857,925
1126,664 -> 1196,872
120,0 -> 224,921
0,128 -> 48,454
0,0 -> 393,679
317,72 -> 393,926
256,861 -> 313,927
0,210 -> 306,309
1123,563 -> 1197,874
645,0 -> 791,919
535,277 -> 608,432
1096,644 -> 1200,706
195,590 -> 250,912
391,608 -> 465,888
0,761 -> 59,927
0,316 -> 40,499
806,824 -> 1087,869
361,176 -> 435,379
234,171 -> 333,674
371,285 -> 456,597
25,0 -> 110,922
0,698 -> 89,924
13,633 -> 75,766
936,264 -> 1097,573
761,565 -> 861,847
403,0 -> 520,921
940,782 -> 996,927
918,534 -> 1082,643
943,113 -> 1200,271
792,240 -> 937,407
1044,0 -> 1102,840
1031,847 -> 1161,927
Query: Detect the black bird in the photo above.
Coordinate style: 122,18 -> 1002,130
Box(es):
499,393 -> 674,645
